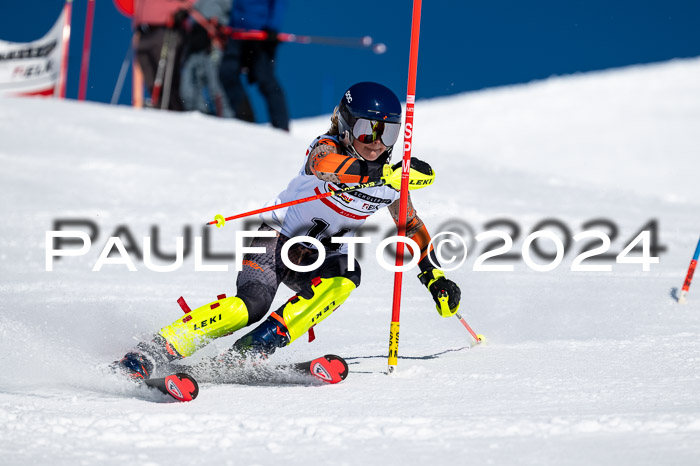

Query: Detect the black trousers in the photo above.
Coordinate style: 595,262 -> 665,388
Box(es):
219,40 -> 290,130
236,224 -> 361,324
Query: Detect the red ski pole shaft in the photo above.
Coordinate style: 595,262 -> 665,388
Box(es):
388,0 -> 422,374
207,180 -> 384,226
455,313 -> 483,344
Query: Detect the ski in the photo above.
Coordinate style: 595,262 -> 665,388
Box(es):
116,354 -> 347,402
280,354 -> 349,384
143,372 -> 199,402
171,354 -> 349,386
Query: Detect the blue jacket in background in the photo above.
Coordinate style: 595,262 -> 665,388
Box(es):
229,0 -> 286,30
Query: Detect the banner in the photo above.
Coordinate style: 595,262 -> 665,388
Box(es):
0,7 -> 69,97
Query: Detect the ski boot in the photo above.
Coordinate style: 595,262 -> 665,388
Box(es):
113,334 -> 184,380
230,309 -> 291,358
228,275 -> 356,360
114,352 -> 154,380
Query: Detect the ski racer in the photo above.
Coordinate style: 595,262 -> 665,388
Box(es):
116,81 -> 462,379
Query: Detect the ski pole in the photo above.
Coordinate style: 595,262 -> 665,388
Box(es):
207,180 -> 385,228
455,313 -> 485,345
111,41 -> 132,105
186,9 -> 386,54
221,27 -> 387,54
678,236 -> 700,304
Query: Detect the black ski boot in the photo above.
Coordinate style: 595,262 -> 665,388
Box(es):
230,309 -> 290,358
115,352 -> 154,380
114,335 -> 183,380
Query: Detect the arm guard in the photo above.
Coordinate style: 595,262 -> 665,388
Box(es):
388,195 -> 440,273
306,138 -> 384,184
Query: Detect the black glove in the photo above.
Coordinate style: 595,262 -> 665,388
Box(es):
170,8 -> 189,29
263,27 -> 279,43
261,27 -> 280,56
188,23 -> 211,53
418,269 -> 461,317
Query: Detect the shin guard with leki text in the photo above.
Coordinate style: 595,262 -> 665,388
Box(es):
159,295 -> 249,357
231,276 -> 356,357
282,276 -> 356,343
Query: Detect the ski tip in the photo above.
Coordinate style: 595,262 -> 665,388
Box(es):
309,354 -> 348,384
164,373 -> 199,402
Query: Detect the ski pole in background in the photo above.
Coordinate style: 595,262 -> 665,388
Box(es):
387,0 -> 422,375
221,28 -> 387,54
78,0 -> 95,101
186,7 -> 386,54
678,236 -> 700,304
111,42 -> 132,105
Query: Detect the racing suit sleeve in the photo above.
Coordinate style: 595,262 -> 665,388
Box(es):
305,138 -> 384,184
388,194 -> 440,273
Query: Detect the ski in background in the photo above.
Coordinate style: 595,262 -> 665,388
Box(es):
149,28 -> 177,108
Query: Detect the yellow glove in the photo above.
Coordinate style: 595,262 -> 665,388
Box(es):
381,158 -> 435,191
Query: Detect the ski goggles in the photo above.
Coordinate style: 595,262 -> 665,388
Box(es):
353,118 -> 401,147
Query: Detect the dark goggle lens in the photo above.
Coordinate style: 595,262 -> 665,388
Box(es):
353,119 -> 401,147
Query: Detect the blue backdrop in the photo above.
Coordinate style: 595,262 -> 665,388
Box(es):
2,1 -> 699,122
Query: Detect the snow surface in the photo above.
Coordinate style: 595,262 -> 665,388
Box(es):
1,58 -> 700,465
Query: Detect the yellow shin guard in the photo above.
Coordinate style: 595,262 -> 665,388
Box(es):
282,276 -> 356,344
158,296 -> 249,357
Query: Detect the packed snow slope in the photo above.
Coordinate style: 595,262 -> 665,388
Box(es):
1,58 -> 700,465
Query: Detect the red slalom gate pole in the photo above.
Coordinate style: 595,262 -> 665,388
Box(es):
678,236 -> 700,304
78,0 -> 95,101
387,0 -> 422,374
